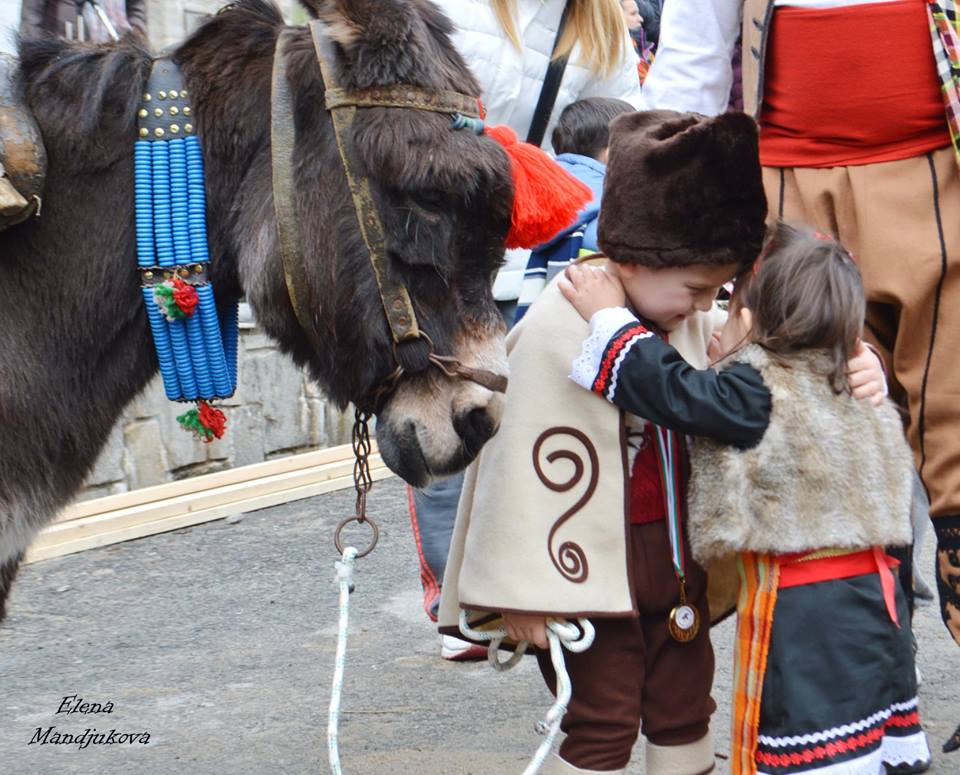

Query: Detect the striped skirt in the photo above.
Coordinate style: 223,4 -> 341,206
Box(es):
755,570 -> 929,774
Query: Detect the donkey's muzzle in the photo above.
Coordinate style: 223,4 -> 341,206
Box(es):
453,406 -> 498,459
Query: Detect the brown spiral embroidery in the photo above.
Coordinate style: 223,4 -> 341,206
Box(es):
532,427 -> 600,584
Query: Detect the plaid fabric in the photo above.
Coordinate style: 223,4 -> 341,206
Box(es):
514,231 -> 586,323
928,0 -> 960,160
732,553 -> 781,775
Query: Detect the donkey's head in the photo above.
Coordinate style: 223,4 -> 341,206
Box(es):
303,0 -> 514,486
174,0 -> 512,486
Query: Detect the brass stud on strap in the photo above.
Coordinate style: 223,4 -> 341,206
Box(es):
184,124 -> 194,133
154,107 -> 164,117
169,106 -> 179,116
158,90 -> 167,99
194,264 -> 203,273
183,107 -> 191,116
139,128 -> 149,138
144,270 -> 154,280
181,90 -> 188,98
170,124 -> 180,134
143,92 -> 152,102
138,108 -> 148,118
154,127 -> 165,137
169,90 -> 179,99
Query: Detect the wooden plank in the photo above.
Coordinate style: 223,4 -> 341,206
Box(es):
41,456 -> 386,542
25,466 -> 393,564
57,442 -> 372,524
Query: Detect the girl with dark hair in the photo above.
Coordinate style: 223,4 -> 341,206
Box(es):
561,222 -> 932,774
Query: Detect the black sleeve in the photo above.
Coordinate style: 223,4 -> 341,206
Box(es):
589,323 -> 771,448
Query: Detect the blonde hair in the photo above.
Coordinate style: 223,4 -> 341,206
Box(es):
491,0 -> 629,78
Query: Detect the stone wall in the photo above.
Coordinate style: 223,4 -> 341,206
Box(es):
79,308 -> 353,501
146,0 -> 306,50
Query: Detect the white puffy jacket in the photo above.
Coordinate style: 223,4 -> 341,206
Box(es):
0,0 -> 22,55
438,0 -> 643,300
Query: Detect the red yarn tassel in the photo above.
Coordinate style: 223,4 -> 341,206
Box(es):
485,125 -> 592,249
176,400 -> 227,443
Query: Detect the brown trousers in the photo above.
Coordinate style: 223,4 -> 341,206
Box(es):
536,521 -> 715,771
763,146 -> 960,519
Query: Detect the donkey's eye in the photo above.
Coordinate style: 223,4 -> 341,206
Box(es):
411,191 -> 449,212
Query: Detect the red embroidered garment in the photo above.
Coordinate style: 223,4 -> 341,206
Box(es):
629,424 -> 667,524
760,0 -> 949,167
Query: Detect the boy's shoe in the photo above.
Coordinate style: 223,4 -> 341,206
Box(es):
440,634 -> 487,661
542,754 -> 625,774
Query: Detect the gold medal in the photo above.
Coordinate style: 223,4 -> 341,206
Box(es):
668,579 -> 700,642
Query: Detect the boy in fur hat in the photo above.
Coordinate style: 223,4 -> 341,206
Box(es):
439,110 -> 887,775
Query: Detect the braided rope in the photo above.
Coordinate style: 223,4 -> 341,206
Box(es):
328,547 -> 358,775
459,612 -> 595,774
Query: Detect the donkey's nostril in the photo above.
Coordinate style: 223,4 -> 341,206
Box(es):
453,407 -> 496,458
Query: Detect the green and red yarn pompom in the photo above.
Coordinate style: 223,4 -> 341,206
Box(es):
177,400 -> 227,443
154,277 -> 200,321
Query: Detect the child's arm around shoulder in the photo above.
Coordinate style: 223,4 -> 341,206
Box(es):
560,266 -> 772,448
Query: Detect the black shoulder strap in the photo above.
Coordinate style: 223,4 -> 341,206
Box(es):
526,0 -> 574,148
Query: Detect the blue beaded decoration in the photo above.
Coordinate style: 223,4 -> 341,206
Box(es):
135,132 -> 238,404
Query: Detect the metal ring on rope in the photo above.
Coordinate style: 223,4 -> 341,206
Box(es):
333,515 -> 380,559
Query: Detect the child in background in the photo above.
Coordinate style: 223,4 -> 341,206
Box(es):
441,110 -> 887,775
560,222 -> 931,775
515,97 -> 633,322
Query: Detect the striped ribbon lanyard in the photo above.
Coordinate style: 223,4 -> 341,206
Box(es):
653,425 -> 702,642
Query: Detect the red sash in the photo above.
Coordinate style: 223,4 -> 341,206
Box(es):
760,0 -> 949,167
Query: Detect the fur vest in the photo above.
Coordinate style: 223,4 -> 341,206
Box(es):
687,344 -> 914,564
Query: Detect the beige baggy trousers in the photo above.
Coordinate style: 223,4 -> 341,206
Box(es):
763,146 -> 960,520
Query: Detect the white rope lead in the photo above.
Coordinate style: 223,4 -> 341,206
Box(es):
328,546 -> 358,775
459,612 -> 595,775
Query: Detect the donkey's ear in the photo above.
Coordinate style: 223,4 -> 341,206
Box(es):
298,0 -> 414,50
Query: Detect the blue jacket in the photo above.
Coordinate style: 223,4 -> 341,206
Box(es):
537,153 -> 606,252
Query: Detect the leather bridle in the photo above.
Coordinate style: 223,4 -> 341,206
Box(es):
270,21 -> 508,414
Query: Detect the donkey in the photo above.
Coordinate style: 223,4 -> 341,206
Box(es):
0,0 -> 516,620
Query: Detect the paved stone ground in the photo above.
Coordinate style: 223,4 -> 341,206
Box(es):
2,479 -> 957,774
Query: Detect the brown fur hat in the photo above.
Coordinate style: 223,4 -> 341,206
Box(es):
598,110 -> 767,271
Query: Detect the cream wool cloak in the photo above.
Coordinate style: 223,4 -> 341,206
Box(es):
439,273 -> 723,631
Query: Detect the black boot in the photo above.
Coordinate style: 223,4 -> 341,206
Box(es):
945,723 -> 960,754
934,516 -> 960,647
934,516 -> 960,755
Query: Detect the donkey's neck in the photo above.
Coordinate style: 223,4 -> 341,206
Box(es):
174,13 -> 284,301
